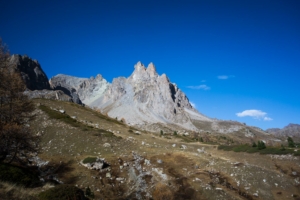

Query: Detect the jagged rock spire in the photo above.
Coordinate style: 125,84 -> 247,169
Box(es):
146,62 -> 157,77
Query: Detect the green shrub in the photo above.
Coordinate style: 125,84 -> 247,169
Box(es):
257,141 -> 266,150
287,137 -> 295,148
173,131 -> 177,136
82,157 -> 97,164
218,144 -> 299,156
252,142 -> 257,147
0,163 -> 41,187
160,130 -> 164,136
38,184 -> 86,200
85,186 -> 94,198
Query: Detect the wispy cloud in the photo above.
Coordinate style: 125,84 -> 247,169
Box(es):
190,102 -> 196,108
217,75 -> 235,80
263,117 -> 273,121
187,84 -> 210,90
201,80 -> 206,82
236,109 -> 273,121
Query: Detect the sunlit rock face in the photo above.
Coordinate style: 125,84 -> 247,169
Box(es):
50,62 -> 212,130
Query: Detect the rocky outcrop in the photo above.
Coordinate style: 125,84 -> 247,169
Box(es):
9,54 -> 51,90
266,123 -> 300,137
50,62 -> 211,131
24,89 -> 73,102
8,54 -> 81,103
49,74 -> 109,105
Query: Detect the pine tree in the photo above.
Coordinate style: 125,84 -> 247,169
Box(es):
160,130 -> 163,136
287,137 -> 295,148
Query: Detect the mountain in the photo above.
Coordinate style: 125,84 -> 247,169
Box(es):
266,123 -> 300,137
9,54 -> 51,90
50,62 -> 212,131
9,54 -> 79,103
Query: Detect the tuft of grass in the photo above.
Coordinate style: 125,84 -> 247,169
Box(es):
82,157 -> 97,164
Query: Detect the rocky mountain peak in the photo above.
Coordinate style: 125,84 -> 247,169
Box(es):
134,61 -> 146,71
131,61 -> 160,81
48,61 -> 212,131
146,62 -> 158,77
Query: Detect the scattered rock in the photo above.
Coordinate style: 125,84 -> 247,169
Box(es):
183,132 -> 189,136
59,110 -> 65,114
135,131 -> 141,135
172,144 -> 176,147
181,145 -> 187,149
103,143 -> 111,148
116,177 -> 124,181
106,173 -> 111,178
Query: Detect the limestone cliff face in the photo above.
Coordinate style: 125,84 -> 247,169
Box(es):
9,54 -> 50,90
50,62 -> 211,130
49,74 -> 109,105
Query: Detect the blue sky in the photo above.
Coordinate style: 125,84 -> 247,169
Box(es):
1,0 -> 299,130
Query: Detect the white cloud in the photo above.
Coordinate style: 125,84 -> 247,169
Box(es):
217,75 -> 235,80
187,84 -> 210,90
190,102 -> 196,108
263,117 -> 273,121
236,109 -> 272,121
218,75 -> 229,80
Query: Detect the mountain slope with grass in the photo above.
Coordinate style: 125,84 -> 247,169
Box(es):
1,98 -> 295,200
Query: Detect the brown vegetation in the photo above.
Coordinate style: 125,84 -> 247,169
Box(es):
0,38 -> 39,164
152,182 -> 173,200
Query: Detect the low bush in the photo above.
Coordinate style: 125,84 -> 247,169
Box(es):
82,157 -> 97,164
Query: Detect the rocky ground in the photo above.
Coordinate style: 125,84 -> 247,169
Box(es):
21,99 -> 300,200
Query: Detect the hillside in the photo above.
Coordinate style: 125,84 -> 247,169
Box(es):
3,98 -> 296,200
266,124 -> 300,138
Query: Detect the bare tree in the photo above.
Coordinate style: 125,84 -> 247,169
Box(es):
0,38 -> 39,164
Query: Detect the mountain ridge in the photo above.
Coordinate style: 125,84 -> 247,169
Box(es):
266,123 -> 300,137
50,61 -> 212,131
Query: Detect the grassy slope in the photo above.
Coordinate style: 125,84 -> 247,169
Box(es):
13,98 -> 299,200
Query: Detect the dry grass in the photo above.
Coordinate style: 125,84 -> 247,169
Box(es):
6,98 -> 295,200
152,182 -> 173,200
0,181 -> 39,200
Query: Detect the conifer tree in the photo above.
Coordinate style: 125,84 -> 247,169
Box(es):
0,38 -> 39,164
